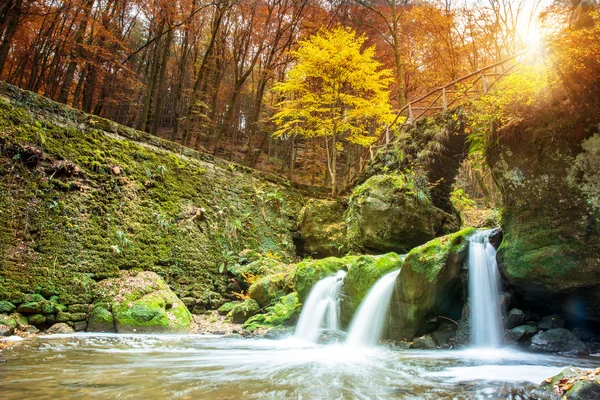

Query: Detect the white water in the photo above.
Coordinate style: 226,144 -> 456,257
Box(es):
346,269 -> 401,347
469,230 -> 504,348
294,270 -> 346,343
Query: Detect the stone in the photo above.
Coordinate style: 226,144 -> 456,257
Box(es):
0,325 -> 14,336
297,199 -> 348,257
530,328 -> 588,356
508,325 -> 538,342
92,271 -> 193,334
40,301 -> 57,315
228,299 -> 260,324
410,335 -> 438,349
387,228 -> 476,341
73,321 -> 87,332
538,314 -> 565,330
505,308 -> 525,330
17,301 -> 41,314
56,312 -> 72,322
0,301 -> 16,314
67,304 -> 89,313
0,314 -> 17,329
243,293 -> 301,331
573,327 -> 597,342
69,313 -> 88,322
87,304 -> 115,333
23,325 -> 39,334
534,367 -> 600,400
27,314 -> 46,326
488,131 -> 600,324
10,313 -> 28,329
431,324 -> 457,348
181,297 -> 196,311
217,302 -> 236,316
46,323 -> 75,334
248,272 -> 294,308
293,257 -> 352,302
346,174 -> 459,254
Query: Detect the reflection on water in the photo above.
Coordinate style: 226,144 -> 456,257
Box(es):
0,334 -> 597,399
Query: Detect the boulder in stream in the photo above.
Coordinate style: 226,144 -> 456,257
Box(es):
533,367 -> 600,400
297,199 -> 348,257
90,271 -> 192,334
505,308 -> 525,329
530,328 -> 588,356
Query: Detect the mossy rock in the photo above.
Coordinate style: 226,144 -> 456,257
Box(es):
488,128 -> 600,323
93,271 -> 192,333
87,304 -> 115,333
227,299 -> 260,324
298,199 -> 348,257
244,293 -> 302,331
339,253 -> 403,326
534,367 -> 600,400
0,301 -> 15,314
248,272 -> 294,308
27,313 -> 47,326
346,174 -> 458,254
387,227 -> 475,340
227,257 -> 288,290
217,302 -> 236,316
0,314 -> 17,329
294,256 -> 358,302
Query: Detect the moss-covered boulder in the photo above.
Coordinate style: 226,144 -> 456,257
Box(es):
298,199 -> 348,257
339,253 -> 403,326
87,304 -> 115,332
487,124 -> 600,323
534,367 -> 600,400
227,299 -> 260,324
91,271 -> 192,333
387,228 -> 475,340
243,292 -> 302,331
346,174 -> 459,254
294,256 -> 357,302
248,272 -> 294,308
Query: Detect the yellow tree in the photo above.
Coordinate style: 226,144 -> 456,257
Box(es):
272,27 -> 393,195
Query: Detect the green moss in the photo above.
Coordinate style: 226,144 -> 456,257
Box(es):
0,314 -> 17,329
217,302 -> 236,315
404,227 -> 475,283
0,93 -> 309,306
294,256 -> 358,301
341,253 -> 403,317
248,272 -> 294,307
243,292 -> 301,330
87,304 -> 114,332
227,298 -> 260,324
27,313 -> 46,325
0,301 -> 15,314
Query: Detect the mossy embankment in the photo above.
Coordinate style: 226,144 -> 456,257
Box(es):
0,82 -> 327,318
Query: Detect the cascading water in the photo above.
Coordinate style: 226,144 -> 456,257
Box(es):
345,269 -> 401,347
294,270 -> 346,343
469,230 -> 504,348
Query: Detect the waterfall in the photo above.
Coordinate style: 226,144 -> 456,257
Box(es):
469,230 -> 504,348
294,270 -> 346,343
345,269 -> 401,347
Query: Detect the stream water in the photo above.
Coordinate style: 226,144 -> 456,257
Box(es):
0,333 -> 597,399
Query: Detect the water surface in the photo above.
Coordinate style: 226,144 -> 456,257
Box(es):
0,334 -> 597,399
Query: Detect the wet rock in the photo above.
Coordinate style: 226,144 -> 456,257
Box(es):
46,323 -> 75,334
73,321 -> 87,332
573,327 -> 597,342
431,323 -> 457,348
530,328 -> 588,356
534,367 -> 600,400
224,333 -> 243,339
538,314 -> 565,330
0,325 -> 14,336
388,228 -> 475,341
318,329 -> 346,344
298,199 -> 348,257
410,334 -> 437,349
0,301 -> 16,314
248,272 -> 294,308
455,303 -> 471,346
505,308 -> 525,329
508,325 -> 538,342
263,327 -> 294,340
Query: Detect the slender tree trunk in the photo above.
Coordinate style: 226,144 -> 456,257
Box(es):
0,0 -> 21,77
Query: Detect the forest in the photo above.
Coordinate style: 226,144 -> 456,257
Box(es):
1,0 -> 600,399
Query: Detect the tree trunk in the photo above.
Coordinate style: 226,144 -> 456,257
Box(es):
0,0 -> 21,77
